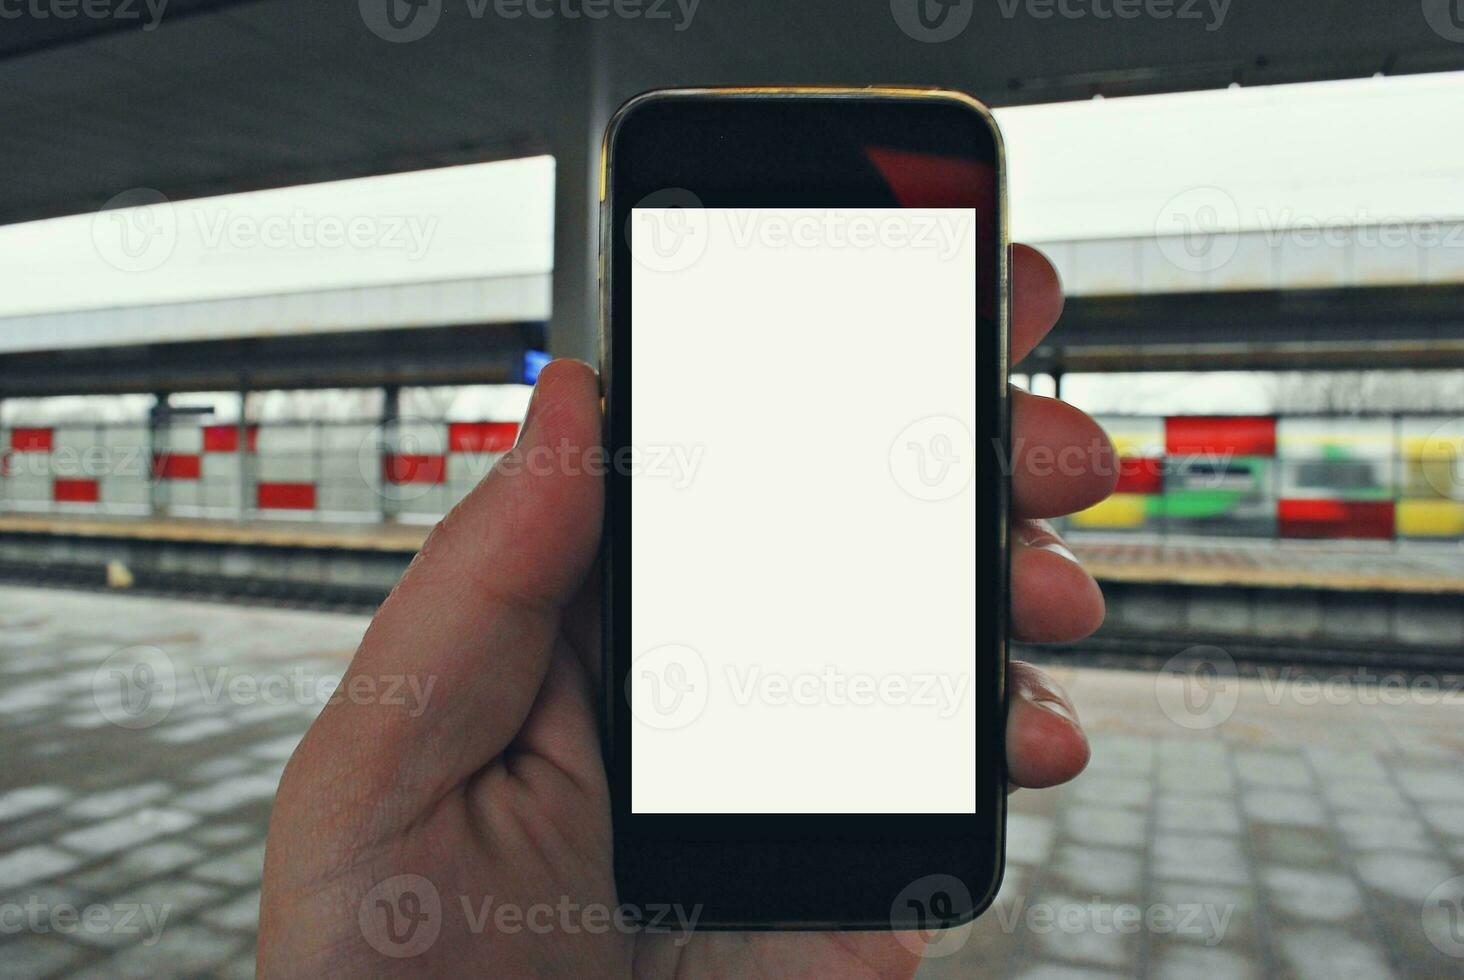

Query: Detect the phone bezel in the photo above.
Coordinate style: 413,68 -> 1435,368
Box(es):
599,87 -> 1010,930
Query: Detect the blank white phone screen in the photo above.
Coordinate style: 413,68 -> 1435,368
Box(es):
629,207 -> 978,814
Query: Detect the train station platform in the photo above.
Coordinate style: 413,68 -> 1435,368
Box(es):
3,514 -> 1464,584
0,514 -> 425,606
1064,536 -> 1464,664
1070,535 -> 1464,597
3,515 -> 1463,655
0,513 -> 427,555
0,584 -> 1459,978
4,513 -> 1463,599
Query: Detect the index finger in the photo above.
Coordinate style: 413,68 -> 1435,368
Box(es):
1011,243 -> 1065,366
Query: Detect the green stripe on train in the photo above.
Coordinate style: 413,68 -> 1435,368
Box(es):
1146,490 -> 1247,519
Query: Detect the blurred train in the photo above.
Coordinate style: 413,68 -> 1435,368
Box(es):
1072,415 -> 1464,539
2,411 -> 1462,541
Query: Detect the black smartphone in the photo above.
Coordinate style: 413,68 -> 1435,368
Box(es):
599,87 -> 1008,931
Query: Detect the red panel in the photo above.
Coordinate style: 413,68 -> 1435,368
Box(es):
382,454 -> 446,485
11,428 -> 52,452
53,478 -> 100,503
863,147 -> 990,208
257,482 -> 316,510
863,146 -> 997,319
202,425 -> 258,453
1114,457 -> 1164,495
1278,499 -> 1394,540
448,421 -> 519,454
1166,416 -> 1276,457
153,452 -> 202,480
202,425 -> 236,452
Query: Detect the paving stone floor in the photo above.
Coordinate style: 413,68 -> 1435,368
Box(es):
0,585 -> 1461,979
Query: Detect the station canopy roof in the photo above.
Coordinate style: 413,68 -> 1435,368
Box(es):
5,0 -> 1464,226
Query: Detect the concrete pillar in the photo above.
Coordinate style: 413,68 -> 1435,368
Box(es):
380,384 -> 401,523
549,23 -> 613,366
237,385 -> 251,522
148,392 -> 168,516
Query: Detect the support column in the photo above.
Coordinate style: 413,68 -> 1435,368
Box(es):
549,22 -> 613,365
237,384 -> 251,522
380,384 -> 401,523
148,393 -> 168,516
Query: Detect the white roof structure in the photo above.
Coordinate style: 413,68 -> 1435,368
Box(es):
2,73 -> 1464,355
0,156 -> 554,354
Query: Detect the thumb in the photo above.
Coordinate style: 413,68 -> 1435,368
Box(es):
296,359 -> 604,811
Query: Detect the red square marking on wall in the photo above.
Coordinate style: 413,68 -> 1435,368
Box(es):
448,422 -> 519,454
54,478 -> 100,503
153,452 -> 202,480
11,428 -> 53,453
257,482 -> 316,510
203,425 -> 259,453
383,454 -> 447,485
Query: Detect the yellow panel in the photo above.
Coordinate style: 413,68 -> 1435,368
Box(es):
1070,493 -> 1149,529
1402,435 -> 1464,462
1396,500 -> 1464,538
1108,437 -> 1152,457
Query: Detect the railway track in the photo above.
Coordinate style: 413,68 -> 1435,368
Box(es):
5,554 -> 1462,677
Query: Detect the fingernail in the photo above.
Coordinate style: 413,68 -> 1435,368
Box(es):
1034,540 -> 1080,565
1016,520 -> 1080,565
1031,696 -> 1080,727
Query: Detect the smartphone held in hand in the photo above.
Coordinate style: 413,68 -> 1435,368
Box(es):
601,88 -> 1009,929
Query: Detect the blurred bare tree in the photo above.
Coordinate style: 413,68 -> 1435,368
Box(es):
1264,371 -> 1464,413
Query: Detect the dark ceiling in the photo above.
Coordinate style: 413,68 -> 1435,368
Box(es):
4,0 -> 1464,226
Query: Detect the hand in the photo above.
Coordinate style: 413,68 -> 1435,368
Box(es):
258,243 -> 1113,978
